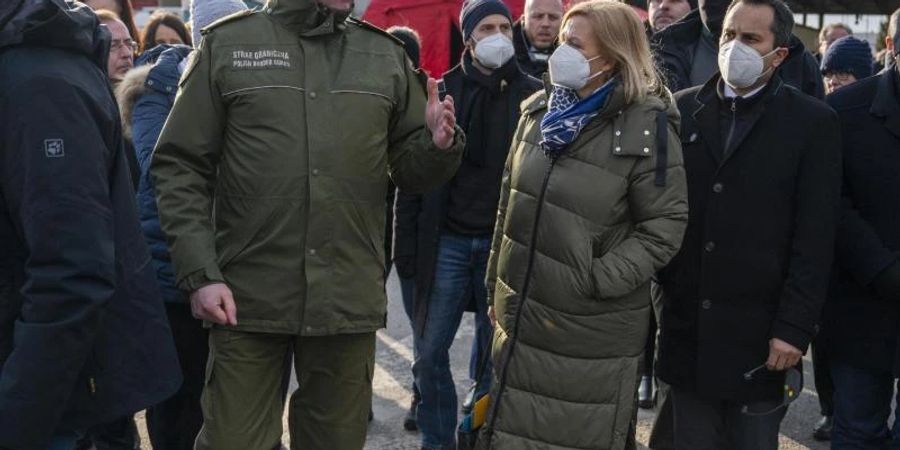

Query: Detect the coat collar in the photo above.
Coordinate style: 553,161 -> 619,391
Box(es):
265,0 -> 344,37
690,74 -> 784,165
870,67 -> 900,140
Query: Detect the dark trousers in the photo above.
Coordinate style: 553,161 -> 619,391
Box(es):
672,389 -> 786,450
648,281 -> 675,450
146,302 -> 209,450
399,274 -> 421,401
811,335 -> 834,417
79,418 -> 139,450
831,362 -> 900,449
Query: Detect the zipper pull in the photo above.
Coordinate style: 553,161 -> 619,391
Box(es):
89,377 -> 97,395
731,99 -> 737,113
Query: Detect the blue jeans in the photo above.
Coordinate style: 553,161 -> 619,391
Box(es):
832,362 -> 900,449
412,233 -> 493,449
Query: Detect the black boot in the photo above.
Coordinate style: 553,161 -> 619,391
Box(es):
404,392 -> 419,431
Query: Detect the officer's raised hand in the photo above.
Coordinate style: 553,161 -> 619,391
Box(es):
425,77 -> 457,150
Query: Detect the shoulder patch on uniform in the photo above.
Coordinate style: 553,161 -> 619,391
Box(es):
346,17 -> 405,46
201,9 -> 254,36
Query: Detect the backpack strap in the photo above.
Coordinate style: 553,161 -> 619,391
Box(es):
654,111 -> 669,187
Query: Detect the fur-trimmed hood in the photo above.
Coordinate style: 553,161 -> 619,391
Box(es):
115,64 -> 152,142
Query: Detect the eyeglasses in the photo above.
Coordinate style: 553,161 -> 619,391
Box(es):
823,72 -> 855,83
111,38 -> 136,52
740,364 -> 803,416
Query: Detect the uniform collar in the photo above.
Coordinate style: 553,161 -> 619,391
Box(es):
265,0 -> 345,36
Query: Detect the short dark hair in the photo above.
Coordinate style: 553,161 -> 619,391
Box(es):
725,0 -> 794,48
139,10 -> 192,53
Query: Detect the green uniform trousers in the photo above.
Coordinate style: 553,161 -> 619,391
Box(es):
195,329 -> 375,450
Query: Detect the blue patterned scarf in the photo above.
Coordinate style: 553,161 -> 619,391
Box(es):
540,79 -> 618,158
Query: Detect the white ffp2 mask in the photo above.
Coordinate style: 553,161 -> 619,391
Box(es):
473,33 -> 515,69
718,40 -> 778,89
548,43 -> 602,90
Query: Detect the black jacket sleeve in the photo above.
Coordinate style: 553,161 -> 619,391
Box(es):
0,75 -> 116,448
771,105 -> 842,351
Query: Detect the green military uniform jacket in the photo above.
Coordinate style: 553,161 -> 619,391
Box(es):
151,0 -> 464,335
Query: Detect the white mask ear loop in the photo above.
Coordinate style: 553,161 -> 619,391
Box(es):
756,47 -> 782,80
584,54 -> 604,82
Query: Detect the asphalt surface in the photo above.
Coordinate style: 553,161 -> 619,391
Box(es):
136,268 -> 833,449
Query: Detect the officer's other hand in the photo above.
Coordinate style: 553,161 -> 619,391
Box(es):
191,282 -> 238,326
488,306 -> 496,328
766,338 -> 802,371
425,77 -> 456,150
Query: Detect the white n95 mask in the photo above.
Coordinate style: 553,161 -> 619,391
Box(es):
548,43 -> 603,90
473,33 -> 515,69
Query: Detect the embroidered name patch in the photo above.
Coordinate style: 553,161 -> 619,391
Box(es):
232,49 -> 292,69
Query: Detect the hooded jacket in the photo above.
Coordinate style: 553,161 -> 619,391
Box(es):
151,0 -> 464,335
0,1 -> 181,448
118,45 -> 193,304
480,81 -> 688,450
651,9 -> 825,99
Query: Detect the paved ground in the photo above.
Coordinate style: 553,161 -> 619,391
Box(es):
137,268 -> 832,449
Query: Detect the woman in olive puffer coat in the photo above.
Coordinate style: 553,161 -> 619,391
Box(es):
478,2 -> 688,449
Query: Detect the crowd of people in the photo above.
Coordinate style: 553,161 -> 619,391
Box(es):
0,0 -> 899,449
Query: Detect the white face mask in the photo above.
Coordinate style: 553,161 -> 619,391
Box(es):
472,33 -> 515,69
718,39 -> 778,89
548,43 -> 602,90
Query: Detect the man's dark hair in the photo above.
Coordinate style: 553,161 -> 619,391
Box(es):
725,0 -> 794,48
890,7 -> 900,55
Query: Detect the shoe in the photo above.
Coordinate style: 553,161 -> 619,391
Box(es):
638,375 -> 654,409
813,415 -> 832,441
404,395 -> 419,431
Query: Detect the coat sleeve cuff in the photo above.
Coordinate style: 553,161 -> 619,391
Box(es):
177,263 -> 225,293
427,124 -> 466,155
771,320 -> 814,353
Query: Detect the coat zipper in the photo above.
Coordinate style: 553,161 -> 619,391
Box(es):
724,98 -> 737,157
483,156 -> 557,444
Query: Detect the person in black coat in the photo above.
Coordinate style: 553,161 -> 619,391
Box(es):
650,0 -> 824,99
393,1 -> 541,448
823,9 -> 900,448
0,1 -> 182,448
656,1 -> 842,448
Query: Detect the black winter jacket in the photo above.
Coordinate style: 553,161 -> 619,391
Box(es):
657,75 -> 842,402
651,9 -> 825,99
393,58 -> 541,336
824,67 -> 900,374
0,1 -> 181,448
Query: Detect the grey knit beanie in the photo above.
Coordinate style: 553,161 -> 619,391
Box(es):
190,0 -> 247,47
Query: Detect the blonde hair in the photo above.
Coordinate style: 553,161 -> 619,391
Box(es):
562,0 -> 664,104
